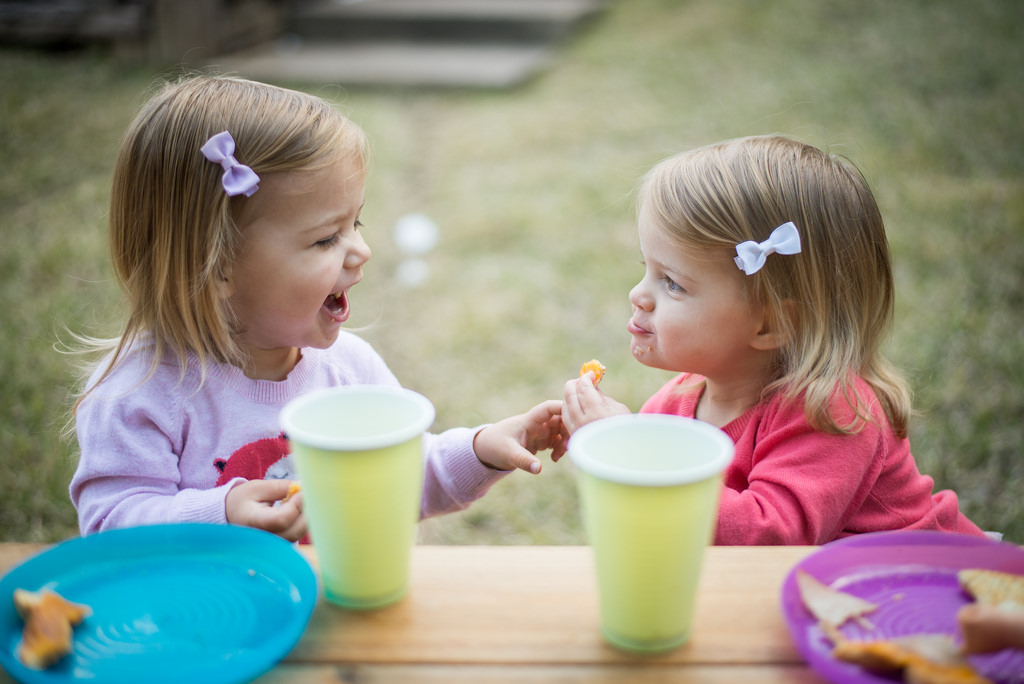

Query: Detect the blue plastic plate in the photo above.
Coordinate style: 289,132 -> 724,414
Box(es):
0,524 -> 318,684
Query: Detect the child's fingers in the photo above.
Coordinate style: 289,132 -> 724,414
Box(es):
504,449 -> 542,474
563,378 -> 585,410
260,496 -> 306,540
277,513 -> 308,543
958,604 -> 1024,653
570,375 -> 602,402
524,399 -> 563,424
561,381 -> 583,432
278,490 -> 302,513
563,377 -> 604,432
517,400 -> 568,457
244,477 -> 293,504
548,414 -> 569,460
578,373 -> 603,397
264,511 -> 306,543
549,434 -> 568,461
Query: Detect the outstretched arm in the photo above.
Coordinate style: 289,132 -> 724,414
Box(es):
473,400 -> 569,473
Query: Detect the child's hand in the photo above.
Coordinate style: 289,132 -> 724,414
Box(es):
225,479 -> 307,542
958,603 -> 1024,654
563,373 -> 631,434
473,400 -> 568,474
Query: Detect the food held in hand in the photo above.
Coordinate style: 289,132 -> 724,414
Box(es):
579,359 -> 606,385
282,481 -> 302,503
13,588 -> 91,669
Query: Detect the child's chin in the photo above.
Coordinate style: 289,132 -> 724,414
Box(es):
630,341 -> 655,362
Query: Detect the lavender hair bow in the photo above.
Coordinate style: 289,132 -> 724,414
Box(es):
733,221 -> 802,275
201,131 -> 260,197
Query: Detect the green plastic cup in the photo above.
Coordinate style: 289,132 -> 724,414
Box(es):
569,414 -> 733,653
280,386 -> 435,609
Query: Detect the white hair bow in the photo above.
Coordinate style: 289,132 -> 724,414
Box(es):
201,131 -> 260,197
733,221 -> 802,275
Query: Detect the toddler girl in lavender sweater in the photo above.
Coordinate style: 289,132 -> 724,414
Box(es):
71,75 -> 564,541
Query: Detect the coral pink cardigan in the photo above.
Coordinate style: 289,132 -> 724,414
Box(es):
642,374 -> 985,545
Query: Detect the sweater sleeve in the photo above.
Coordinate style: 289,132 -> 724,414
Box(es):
420,428 -> 509,519
70,367 -> 236,535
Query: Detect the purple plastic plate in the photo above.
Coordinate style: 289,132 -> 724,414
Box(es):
780,530 -> 1024,684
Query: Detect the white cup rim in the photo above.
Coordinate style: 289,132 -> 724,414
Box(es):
568,414 -> 733,486
280,385 -> 435,451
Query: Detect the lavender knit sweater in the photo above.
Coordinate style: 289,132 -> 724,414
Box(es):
71,331 -> 506,535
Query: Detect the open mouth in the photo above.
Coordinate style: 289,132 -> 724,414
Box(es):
322,291 -> 350,323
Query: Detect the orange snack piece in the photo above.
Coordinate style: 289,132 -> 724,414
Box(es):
282,481 -> 301,503
579,359 -> 606,385
832,636 -> 990,684
13,588 -> 91,669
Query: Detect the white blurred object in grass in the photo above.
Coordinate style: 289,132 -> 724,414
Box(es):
393,213 -> 439,288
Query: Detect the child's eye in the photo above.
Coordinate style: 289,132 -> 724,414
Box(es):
662,275 -> 684,294
314,234 -> 341,249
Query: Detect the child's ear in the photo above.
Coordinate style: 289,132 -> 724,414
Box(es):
214,266 -> 235,300
751,300 -> 796,351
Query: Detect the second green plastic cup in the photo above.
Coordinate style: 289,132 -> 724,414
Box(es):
569,414 -> 733,653
280,385 -> 435,609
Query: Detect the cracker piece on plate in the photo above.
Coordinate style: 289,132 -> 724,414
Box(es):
13,588 -> 91,669
796,569 -> 878,630
833,634 -> 991,684
958,568 -> 1024,609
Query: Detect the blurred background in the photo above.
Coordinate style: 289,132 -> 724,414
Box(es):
1,0 -> 1021,545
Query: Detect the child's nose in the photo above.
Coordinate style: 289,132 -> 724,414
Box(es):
345,231 -> 371,269
629,281 -> 652,310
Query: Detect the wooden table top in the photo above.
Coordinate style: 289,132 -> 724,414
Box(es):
0,543 -> 825,683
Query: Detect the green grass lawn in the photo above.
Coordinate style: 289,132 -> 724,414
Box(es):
2,0 -> 1022,544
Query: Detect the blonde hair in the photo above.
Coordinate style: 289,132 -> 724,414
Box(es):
639,135 -> 912,437
76,75 -> 368,408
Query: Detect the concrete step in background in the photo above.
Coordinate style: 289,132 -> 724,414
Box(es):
289,0 -> 603,44
0,0 -> 145,47
211,0 -> 608,89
